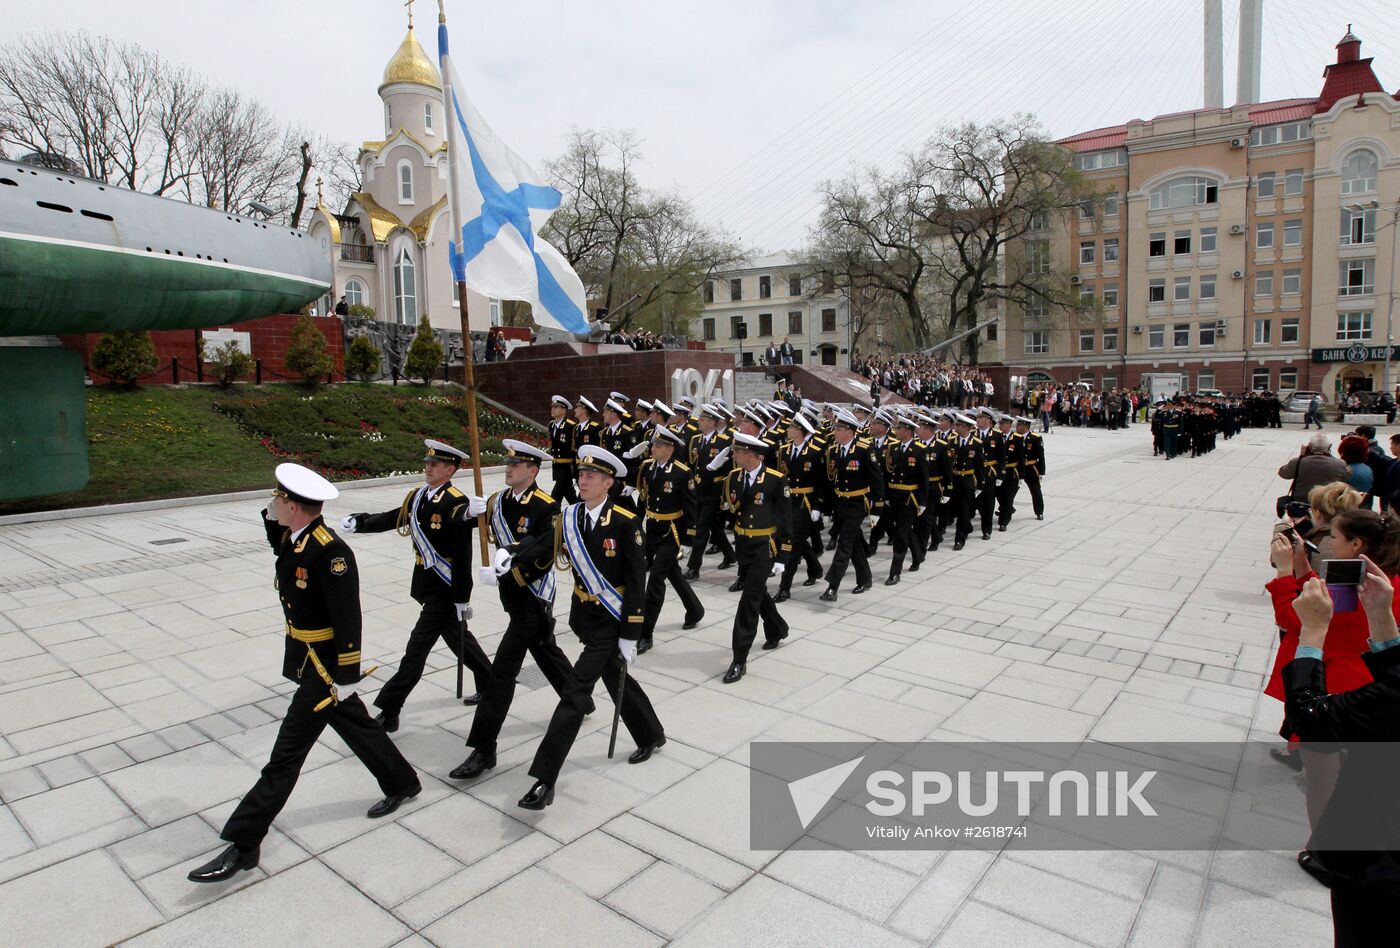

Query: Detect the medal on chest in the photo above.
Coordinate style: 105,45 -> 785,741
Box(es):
430,512 -> 442,530
294,566 -> 309,589
602,537 -> 617,558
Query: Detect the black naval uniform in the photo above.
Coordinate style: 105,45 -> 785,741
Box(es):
528,500 -> 665,786
600,421 -> 639,508
866,435 -> 896,552
996,430 -> 1023,529
823,435 -> 885,592
778,436 -> 827,594
884,436 -> 928,581
975,424 -> 1004,539
727,464 -> 792,662
461,483 -> 581,760
549,416 -> 579,505
639,456 -> 705,646
687,429 -> 736,572
917,433 -> 951,552
220,513 -> 417,851
351,482 -> 494,715
947,433 -> 985,547
1021,430 -> 1046,518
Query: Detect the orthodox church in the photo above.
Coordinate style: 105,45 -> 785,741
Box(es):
306,14 -> 498,334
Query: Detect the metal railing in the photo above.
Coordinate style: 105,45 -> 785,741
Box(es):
339,244 -> 374,263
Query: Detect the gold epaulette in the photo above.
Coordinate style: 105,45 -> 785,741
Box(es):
533,488 -> 555,504
612,506 -> 637,520
446,486 -> 464,498
764,467 -> 783,478
312,526 -> 334,546
673,460 -> 691,472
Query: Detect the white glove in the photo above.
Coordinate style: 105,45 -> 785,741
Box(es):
455,602 -> 472,621
866,515 -> 878,528
467,495 -> 487,517
771,562 -> 785,578
995,478 -> 1003,487
940,495 -> 951,505
618,639 -> 638,664
492,548 -> 513,576
334,682 -> 357,703
623,485 -> 639,500
340,515 -> 358,533
624,442 -> 649,459
810,508 -> 822,523
707,446 -> 731,471
478,565 -> 498,587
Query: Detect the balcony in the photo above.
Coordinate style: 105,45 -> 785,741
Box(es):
340,244 -> 375,264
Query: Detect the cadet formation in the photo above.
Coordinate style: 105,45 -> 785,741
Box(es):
186,391 -> 1048,883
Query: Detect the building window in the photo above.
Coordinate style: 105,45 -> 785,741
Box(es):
1149,233 -> 1166,257
1079,372 -> 1097,385
1079,201 -> 1094,221
392,247 -> 416,324
1199,227 -> 1217,253
1251,121 -> 1311,146
424,102 -> 434,134
1252,367 -> 1272,390
398,162 -> 414,204
1148,325 -> 1165,349
1257,172 -> 1276,198
1079,286 -> 1095,308
821,308 -> 837,333
759,275 -> 771,299
788,311 -> 802,334
1103,238 -> 1119,263
1199,322 -> 1216,347
1281,318 -> 1300,344
1341,208 -> 1376,246
1173,276 -> 1191,302
1337,311 -> 1373,340
1027,292 -> 1049,319
702,281 -> 714,303
1199,274 -> 1216,300
452,279 -> 460,304
1342,149 -> 1378,195
1256,271 -> 1274,297
1102,192 -> 1120,216
1027,241 -> 1050,274
986,322 -> 997,341
1024,331 -> 1048,355
729,278 -> 742,301
1256,222 -> 1274,249
1076,150 -> 1126,171
1102,283 -> 1118,307
703,318 -> 716,341
1102,328 -> 1119,352
788,274 -> 802,297
1340,259 -> 1375,296
1079,242 -> 1096,265
1197,369 -> 1215,391
821,271 -> 835,293
1148,278 -> 1166,303
1078,329 -> 1095,353
1174,231 -> 1192,255
758,313 -> 773,336
1028,210 -> 1047,230
729,315 -> 745,339
1282,268 -> 1302,295
345,280 -> 365,307
1280,366 -> 1299,390
1254,320 -> 1271,345
1149,176 -> 1218,210
488,299 -> 500,326
1283,219 -> 1302,248
1284,169 -> 1304,196
1102,374 -> 1117,389
1173,324 -> 1190,348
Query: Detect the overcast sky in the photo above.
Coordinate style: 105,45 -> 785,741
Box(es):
12,0 -> 1398,251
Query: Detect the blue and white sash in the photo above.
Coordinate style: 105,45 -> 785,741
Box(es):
491,491 -> 556,607
560,502 -> 622,619
407,486 -> 452,585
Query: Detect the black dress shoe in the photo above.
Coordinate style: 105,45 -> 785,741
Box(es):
803,575 -> 820,586
761,631 -> 788,650
852,583 -> 871,594
367,781 -> 422,818
682,613 -> 704,630
706,544 -> 720,554
884,575 -> 900,586
774,589 -> 790,603
449,750 -> 496,780
819,588 -> 838,603
953,540 -> 965,550
637,637 -> 653,655
1036,514 -> 1043,521
825,539 -> 837,551
981,532 -> 991,540
718,558 -> 736,570
683,568 -> 700,580
1298,850 -> 1335,888
722,662 -> 746,684
997,524 -> 1007,532
462,693 -> 481,707
1270,746 -> 1304,772
375,710 -> 399,733
628,736 -> 666,764
728,578 -> 743,592
187,844 -> 259,883
518,780 -> 554,810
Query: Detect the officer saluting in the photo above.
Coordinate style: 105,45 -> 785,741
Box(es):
188,464 -> 419,883
722,432 -> 793,683
519,446 -> 666,810
638,426 -> 705,654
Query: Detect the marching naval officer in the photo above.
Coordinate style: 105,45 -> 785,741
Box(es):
638,426 -> 705,653
342,440 -> 492,726
448,440 -> 588,782
547,395 -> 579,505
722,432 -> 793,683
819,409 -> 884,602
518,446 -> 666,810
188,464 -> 419,883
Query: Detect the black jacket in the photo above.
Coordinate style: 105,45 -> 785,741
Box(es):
482,483 -> 558,605
356,483 -> 473,603
560,500 -> 646,633
262,513 -> 362,687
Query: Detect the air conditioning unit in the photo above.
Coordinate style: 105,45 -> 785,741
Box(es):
1215,320 -> 1227,336
1132,325 -> 1143,334
1230,136 -> 1246,149
1229,223 -> 1246,235
1231,269 -> 1245,279
1069,274 -> 1082,285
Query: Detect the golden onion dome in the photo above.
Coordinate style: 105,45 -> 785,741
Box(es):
380,28 -> 440,91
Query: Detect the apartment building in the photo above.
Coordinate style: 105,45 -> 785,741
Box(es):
692,254 -> 853,366
1008,30 -> 1399,397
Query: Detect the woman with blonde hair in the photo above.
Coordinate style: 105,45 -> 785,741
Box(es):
1301,482 -> 1364,574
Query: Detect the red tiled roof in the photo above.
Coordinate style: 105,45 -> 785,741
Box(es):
1317,57 -> 1387,112
1057,125 -> 1127,151
1055,97 -> 1322,152
1247,98 -> 1319,123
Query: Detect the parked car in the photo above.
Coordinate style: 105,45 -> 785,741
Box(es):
1196,389 -> 1224,398
1285,391 -> 1326,413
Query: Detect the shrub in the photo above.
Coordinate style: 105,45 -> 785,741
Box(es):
284,315 -> 335,387
209,340 -> 253,388
91,330 -> 159,388
348,303 -> 377,319
404,315 -> 444,386
346,335 -> 382,382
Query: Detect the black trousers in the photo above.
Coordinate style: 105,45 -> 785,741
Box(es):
825,502 -> 872,588
887,497 -> 923,577
975,481 -> 997,536
687,495 -> 734,571
733,537 -> 787,661
466,590 -> 577,756
222,678 -> 416,850
918,483 -> 944,550
949,482 -> 977,543
1332,883 -> 1394,947
780,507 -> 824,592
551,467 -> 578,505
996,475 -> 1020,527
642,536 -> 703,639
375,593 -> 493,714
528,602 -> 664,786
1023,471 -> 1045,517
868,504 -> 895,548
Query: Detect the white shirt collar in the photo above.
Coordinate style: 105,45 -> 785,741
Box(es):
290,522 -> 312,543
584,500 -> 605,527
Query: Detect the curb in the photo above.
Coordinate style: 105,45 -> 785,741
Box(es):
0,466 -> 510,527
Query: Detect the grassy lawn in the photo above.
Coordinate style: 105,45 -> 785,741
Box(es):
0,383 -> 541,515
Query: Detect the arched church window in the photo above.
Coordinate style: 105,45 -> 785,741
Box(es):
1342,149 -> 1378,195
398,161 -> 414,204
393,248 -> 417,325
424,102 -> 434,135
345,280 -> 365,308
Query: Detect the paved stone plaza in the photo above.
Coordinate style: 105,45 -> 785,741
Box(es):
0,423 -> 1343,946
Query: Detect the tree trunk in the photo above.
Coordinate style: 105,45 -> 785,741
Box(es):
289,141 -> 311,228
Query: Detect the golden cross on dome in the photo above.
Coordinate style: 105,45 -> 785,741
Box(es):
404,0 -> 415,29
315,176 -> 324,203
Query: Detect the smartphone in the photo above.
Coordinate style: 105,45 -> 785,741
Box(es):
1322,559 -> 1364,613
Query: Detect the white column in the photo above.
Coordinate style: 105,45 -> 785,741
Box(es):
1203,0 -> 1223,109
1235,0 -> 1263,106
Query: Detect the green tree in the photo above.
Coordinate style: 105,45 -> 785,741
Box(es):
208,339 -> 252,388
284,315 -> 334,387
346,334 -> 381,383
404,315 -> 444,386
348,303 -> 377,319
91,330 -> 159,388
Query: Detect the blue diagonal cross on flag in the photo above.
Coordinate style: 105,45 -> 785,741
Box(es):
438,21 -> 590,335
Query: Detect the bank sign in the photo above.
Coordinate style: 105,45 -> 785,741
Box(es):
1312,344 -> 1399,364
